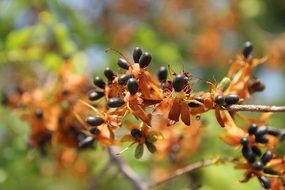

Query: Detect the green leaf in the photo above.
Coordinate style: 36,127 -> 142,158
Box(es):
217,77 -> 231,92
134,144 -> 144,159
145,141 -> 156,154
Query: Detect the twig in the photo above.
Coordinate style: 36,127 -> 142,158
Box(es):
223,104 -> 285,112
149,158 -> 236,189
107,147 -> 148,190
149,160 -> 214,189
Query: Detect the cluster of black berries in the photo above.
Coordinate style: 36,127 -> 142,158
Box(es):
248,124 -> 281,144
239,124 -> 284,189
214,94 -> 240,107
241,41 -> 265,95
89,47 -> 152,107
85,47 -> 154,140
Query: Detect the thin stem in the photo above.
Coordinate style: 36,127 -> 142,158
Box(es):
222,104 -> 285,112
149,158 -> 236,189
107,147 -> 148,190
149,160 -> 214,189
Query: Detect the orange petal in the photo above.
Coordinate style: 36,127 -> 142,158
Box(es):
97,136 -> 114,145
125,122 -> 137,131
215,108 -> 225,128
128,100 -> 150,126
219,134 -> 241,146
107,124 -> 115,140
181,102 -> 190,126
168,100 -> 181,122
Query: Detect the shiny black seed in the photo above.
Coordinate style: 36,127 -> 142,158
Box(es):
258,176 -> 271,189
34,108 -> 44,119
118,73 -> 134,85
255,126 -> 268,137
172,74 -> 185,92
253,161 -> 264,170
261,151 -> 273,165
78,136 -> 94,149
118,58 -> 129,70
107,97 -> 125,108
248,124 -> 258,135
224,94 -> 240,105
242,41 -> 253,59
242,146 -> 256,163
255,136 -> 269,144
133,47 -> 143,63
240,137 -> 249,147
158,66 -> 168,82
131,128 -> 142,139
93,76 -> 106,89
104,67 -> 116,82
267,127 -> 280,136
214,95 -> 225,106
89,91 -> 104,101
263,167 -> 279,175
188,101 -> 202,108
90,127 -> 101,135
251,146 -> 262,156
139,52 -> 152,68
86,116 -> 105,126
127,78 -> 139,95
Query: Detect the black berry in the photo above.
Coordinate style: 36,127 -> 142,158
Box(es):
127,78 -> 139,95
224,94 -> 240,105
118,58 -> 129,70
89,91 -> 104,101
158,66 -> 167,82
139,52 -> 152,68
93,76 -> 106,89
104,67 -> 116,82
133,47 -> 143,63
107,97 -> 125,108
172,74 -> 184,92
86,116 -> 105,126
118,73 -> 134,85
242,41 -> 253,59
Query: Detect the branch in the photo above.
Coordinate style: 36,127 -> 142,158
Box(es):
149,158 -> 236,189
223,104 -> 285,112
149,160 -> 214,189
107,147 -> 148,190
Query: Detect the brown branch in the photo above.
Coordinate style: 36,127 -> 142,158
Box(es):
107,147 -> 148,190
149,158 -> 236,189
222,104 -> 285,112
149,160 -> 214,189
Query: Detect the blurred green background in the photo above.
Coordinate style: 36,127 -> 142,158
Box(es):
0,0 -> 285,189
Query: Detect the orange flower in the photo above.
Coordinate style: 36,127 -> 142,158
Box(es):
120,122 -> 163,159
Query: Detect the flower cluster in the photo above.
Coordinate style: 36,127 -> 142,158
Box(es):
3,60 -> 92,174
4,42 -> 285,189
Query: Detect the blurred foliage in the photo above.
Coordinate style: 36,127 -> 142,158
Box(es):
0,0 -> 285,190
